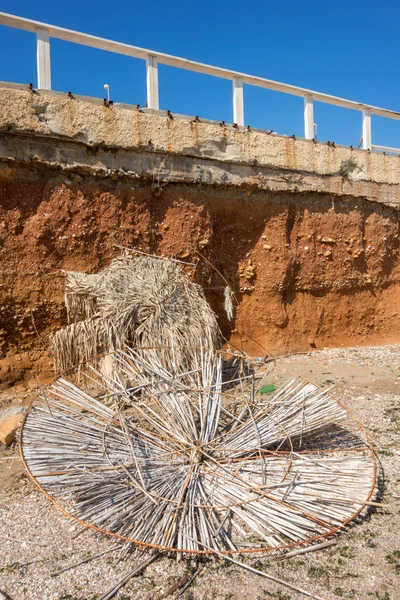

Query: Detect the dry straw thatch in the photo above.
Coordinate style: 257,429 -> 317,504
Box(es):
26,250 -> 378,598
21,348 -> 376,557
50,253 -> 221,374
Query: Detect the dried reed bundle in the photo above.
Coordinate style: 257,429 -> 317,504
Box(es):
20,348 -> 376,556
64,271 -> 101,322
224,286 -> 234,321
51,255 -> 221,374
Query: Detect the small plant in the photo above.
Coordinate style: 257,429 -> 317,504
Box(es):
0,562 -> 21,573
385,552 -> 400,574
264,591 -> 291,600
340,545 -> 356,559
379,449 -> 394,457
308,566 -> 330,579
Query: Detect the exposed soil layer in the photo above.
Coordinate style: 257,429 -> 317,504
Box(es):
0,163 -> 399,386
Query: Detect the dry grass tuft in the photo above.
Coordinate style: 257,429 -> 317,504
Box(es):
50,254 -> 221,374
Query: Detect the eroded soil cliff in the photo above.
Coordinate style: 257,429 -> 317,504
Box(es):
0,163 -> 399,386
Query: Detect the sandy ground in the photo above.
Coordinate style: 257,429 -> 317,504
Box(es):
0,344 -> 399,600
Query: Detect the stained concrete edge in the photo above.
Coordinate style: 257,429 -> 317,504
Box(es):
0,83 -> 399,207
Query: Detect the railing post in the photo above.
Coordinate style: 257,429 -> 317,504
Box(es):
304,94 -> 314,140
232,77 -> 244,126
362,109 -> 372,150
36,27 -> 51,90
146,55 -> 159,110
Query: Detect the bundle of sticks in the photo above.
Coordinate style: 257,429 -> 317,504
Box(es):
50,254 -> 221,376
20,347 -> 376,556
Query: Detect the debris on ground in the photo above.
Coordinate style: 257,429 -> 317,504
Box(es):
1,344 -> 399,599
22,348 -> 376,557
50,253 -> 221,375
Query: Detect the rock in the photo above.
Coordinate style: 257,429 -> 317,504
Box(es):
198,239 -> 209,249
244,263 -> 256,280
0,406 -> 25,446
263,244 -> 272,250
0,413 -> 23,446
1,405 -> 25,420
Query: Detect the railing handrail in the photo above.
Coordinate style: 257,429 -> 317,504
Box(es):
1,11 -> 399,120
0,10 -> 399,153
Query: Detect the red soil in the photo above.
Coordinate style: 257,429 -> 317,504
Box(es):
1,165 -> 399,387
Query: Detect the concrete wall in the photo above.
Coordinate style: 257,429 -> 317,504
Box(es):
0,83 -> 399,206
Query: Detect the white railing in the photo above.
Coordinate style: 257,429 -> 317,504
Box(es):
1,11 -> 400,153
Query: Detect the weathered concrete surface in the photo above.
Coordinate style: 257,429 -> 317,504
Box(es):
0,83 -> 399,206
0,83 -> 399,386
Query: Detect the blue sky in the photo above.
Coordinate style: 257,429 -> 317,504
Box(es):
1,0 -> 399,148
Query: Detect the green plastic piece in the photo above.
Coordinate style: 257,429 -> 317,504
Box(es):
259,384 -> 275,395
